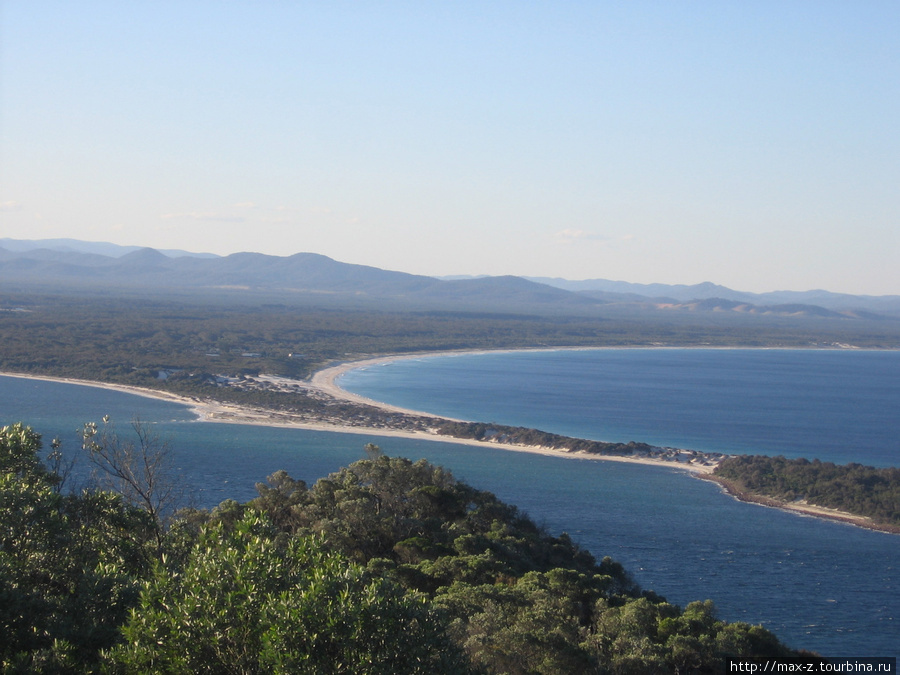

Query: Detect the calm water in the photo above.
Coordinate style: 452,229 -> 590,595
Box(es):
1,350 -> 898,658
340,348 -> 900,466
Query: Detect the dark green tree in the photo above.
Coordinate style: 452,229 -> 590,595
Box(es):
109,511 -> 471,674
0,423 -> 155,671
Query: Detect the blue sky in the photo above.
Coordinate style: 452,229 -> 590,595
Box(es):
1,2 -> 898,294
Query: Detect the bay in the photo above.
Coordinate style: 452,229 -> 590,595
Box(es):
1,352 -> 898,658
339,348 -> 900,466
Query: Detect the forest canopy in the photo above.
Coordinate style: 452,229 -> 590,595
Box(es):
0,422 -> 808,673
712,455 -> 900,529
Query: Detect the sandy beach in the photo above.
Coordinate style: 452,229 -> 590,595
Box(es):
3,356 -> 896,534
1,357 -> 714,475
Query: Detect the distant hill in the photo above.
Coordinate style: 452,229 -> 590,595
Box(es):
0,237 -> 218,259
1,238 -> 898,320
527,276 -> 746,301
0,242 -> 592,312
528,276 -> 900,318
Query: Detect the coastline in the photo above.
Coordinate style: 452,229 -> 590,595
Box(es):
701,474 -> 900,535
2,358 -> 719,477
3,351 -> 897,534
311,352 -> 900,535
0,366 -> 713,474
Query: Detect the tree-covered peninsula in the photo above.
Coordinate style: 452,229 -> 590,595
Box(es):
1,422 -> 811,673
711,455 -> 900,532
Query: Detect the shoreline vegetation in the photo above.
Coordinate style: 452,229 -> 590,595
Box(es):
1,422 -> 805,671
3,347 -> 898,535
709,456 -> 900,535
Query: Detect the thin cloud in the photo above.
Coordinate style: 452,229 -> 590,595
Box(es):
233,201 -> 257,209
554,229 -> 607,244
0,201 -> 23,212
553,229 -> 634,246
161,211 -> 246,223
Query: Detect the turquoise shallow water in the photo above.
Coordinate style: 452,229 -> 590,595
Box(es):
1,351 -> 898,658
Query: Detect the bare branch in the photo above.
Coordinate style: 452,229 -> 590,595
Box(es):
81,416 -> 185,547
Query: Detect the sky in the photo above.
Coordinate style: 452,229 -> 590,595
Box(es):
1,2 -> 898,295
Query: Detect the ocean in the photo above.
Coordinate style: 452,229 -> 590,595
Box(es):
1,349 -> 898,658
339,348 -> 900,466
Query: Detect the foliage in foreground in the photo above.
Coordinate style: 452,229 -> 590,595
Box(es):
112,514 -> 465,674
714,454 -> 900,528
1,422 -> 800,673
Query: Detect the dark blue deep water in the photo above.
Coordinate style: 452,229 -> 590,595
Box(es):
1,349 -> 898,658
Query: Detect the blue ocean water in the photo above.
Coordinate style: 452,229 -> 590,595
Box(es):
339,348 -> 900,466
1,351 -> 898,658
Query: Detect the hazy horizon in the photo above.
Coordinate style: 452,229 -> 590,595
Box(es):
2,3 -> 898,295
7,235 -> 899,299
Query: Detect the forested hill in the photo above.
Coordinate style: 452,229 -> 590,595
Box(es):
0,245 -> 594,312
2,422 -> 811,672
3,238 -> 900,321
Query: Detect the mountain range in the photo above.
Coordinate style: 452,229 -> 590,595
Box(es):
2,237 -> 899,320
